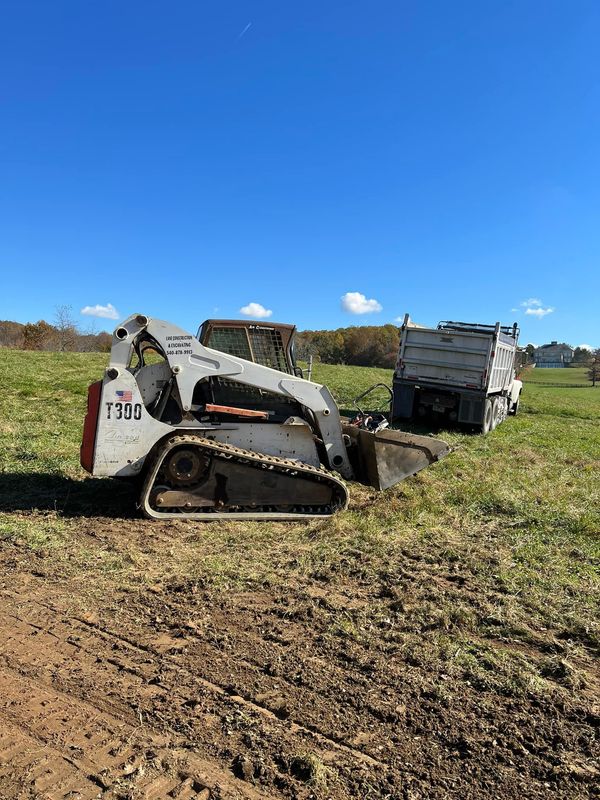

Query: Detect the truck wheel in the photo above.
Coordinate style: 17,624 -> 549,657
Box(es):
490,397 -> 498,431
489,398 -> 498,430
490,396 -> 505,430
481,399 -> 493,434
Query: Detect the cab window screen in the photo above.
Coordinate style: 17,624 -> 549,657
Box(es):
207,327 -> 252,361
249,328 -> 288,372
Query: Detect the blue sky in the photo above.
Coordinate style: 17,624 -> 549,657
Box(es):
1,1 -> 598,347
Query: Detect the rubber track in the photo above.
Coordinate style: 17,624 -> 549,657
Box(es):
140,434 -> 349,520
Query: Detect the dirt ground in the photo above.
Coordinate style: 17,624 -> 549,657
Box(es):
0,515 -> 597,800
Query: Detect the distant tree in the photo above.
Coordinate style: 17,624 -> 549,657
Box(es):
294,333 -> 318,362
573,346 -> 592,364
22,320 -> 57,350
344,325 -> 398,368
302,330 -> 345,364
0,320 -> 24,348
515,348 -> 530,372
587,350 -> 600,387
74,333 -> 98,352
74,331 -> 112,352
53,304 -> 78,351
296,324 -> 401,368
525,343 -> 535,358
96,331 -> 112,352
1,315 -> 111,352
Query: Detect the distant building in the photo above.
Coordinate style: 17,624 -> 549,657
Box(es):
533,341 -> 574,368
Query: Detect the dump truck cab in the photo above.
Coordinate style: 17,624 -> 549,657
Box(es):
197,319 -> 300,375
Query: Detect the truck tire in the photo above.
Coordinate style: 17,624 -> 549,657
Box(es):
489,397 -> 498,431
490,396 -> 505,430
481,398 -> 493,434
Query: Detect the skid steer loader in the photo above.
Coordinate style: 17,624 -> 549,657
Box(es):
81,314 -> 450,520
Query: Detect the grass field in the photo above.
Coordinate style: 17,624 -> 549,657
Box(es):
0,350 -> 598,798
520,365 -> 591,386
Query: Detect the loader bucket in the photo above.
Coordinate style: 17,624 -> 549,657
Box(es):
342,425 -> 451,490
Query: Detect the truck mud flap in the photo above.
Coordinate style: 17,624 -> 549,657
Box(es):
343,425 -> 451,490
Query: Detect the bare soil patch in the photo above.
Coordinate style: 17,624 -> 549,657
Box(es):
0,516 -> 597,800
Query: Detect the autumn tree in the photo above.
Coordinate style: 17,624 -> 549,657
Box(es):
0,320 -> 24,348
296,330 -> 345,364
96,331 -> 112,352
75,331 -> 112,352
296,324 -> 401,368
294,334 -> 318,362
22,320 -> 57,350
345,325 -> 399,368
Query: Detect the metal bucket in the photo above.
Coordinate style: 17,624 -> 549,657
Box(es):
342,425 -> 451,490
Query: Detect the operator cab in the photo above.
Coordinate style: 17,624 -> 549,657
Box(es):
196,319 -> 301,376
194,319 -> 305,421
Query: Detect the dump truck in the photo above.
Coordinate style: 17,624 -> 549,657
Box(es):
81,314 -> 450,520
392,315 -> 523,433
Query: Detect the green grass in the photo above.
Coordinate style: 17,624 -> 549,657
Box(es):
0,349 -> 599,699
0,350 -> 108,476
305,361 -> 393,411
520,366 -> 591,385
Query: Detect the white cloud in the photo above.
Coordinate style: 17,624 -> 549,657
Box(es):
525,306 -> 554,318
577,344 -> 594,351
239,301 -> 272,319
518,298 -> 554,318
341,291 -> 382,314
521,298 -> 542,308
80,302 -> 120,320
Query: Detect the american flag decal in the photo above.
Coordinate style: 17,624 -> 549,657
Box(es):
116,390 -> 133,402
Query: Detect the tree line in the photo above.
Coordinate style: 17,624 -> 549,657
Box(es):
295,329 -> 599,374
0,306 -> 111,352
2,310 -> 597,380
572,346 -> 597,364
296,324 -> 401,368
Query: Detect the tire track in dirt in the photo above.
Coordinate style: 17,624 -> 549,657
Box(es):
96,581 -> 600,800
1,542 -> 598,800
4,591 -> 385,766
74,614 -> 385,768
68,608 -> 387,766
0,592 -> 276,799
0,583 -> 384,799
0,665 -> 268,799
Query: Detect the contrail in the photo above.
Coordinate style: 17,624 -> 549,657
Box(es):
237,22 -> 252,40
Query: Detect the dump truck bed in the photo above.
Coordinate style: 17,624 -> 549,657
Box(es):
396,320 -> 517,394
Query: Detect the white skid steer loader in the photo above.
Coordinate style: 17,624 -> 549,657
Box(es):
81,314 -> 450,520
